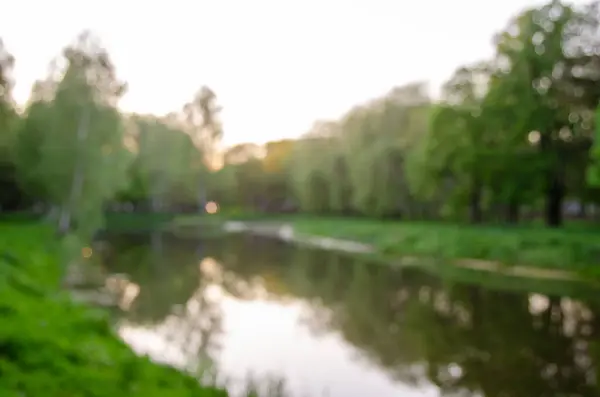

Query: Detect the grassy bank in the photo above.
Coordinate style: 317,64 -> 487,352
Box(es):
287,217 -> 600,276
0,222 -> 227,397
107,212 -> 600,276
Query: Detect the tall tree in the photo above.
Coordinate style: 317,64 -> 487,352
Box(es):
15,31 -> 130,238
183,86 -> 223,212
589,104 -> 600,186
491,1 -> 600,226
0,38 -> 23,210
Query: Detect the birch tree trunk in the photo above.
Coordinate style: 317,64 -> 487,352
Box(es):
58,108 -> 90,235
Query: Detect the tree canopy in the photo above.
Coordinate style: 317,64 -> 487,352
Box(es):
2,0 -> 600,232
209,0 -> 600,227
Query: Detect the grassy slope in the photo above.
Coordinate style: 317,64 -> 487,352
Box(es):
288,217 -> 600,274
0,222 -> 227,397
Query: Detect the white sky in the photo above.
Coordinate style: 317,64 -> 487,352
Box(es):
1,0 -> 584,146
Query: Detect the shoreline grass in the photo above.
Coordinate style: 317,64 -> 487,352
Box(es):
0,221 -> 228,397
105,211 -> 600,277
168,213 -> 600,276
286,217 -> 600,276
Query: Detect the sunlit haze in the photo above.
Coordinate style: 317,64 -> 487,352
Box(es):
2,0 -> 585,146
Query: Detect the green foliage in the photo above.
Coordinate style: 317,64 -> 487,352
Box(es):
290,217 -> 600,274
0,223 -> 228,397
0,39 -> 28,211
124,114 -> 205,207
14,33 -> 131,238
588,103 -> 600,186
204,0 -> 600,228
1,6 -> 600,392
5,1 -> 600,229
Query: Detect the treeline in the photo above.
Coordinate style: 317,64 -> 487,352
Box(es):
2,1 -> 600,236
0,32 -> 222,238
211,0 -> 600,227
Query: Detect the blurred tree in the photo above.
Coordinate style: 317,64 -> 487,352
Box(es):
14,31 -> 130,238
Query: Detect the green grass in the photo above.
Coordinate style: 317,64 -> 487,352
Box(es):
0,222 -> 228,397
107,211 -> 600,276
102,211 -> 600,277
287,217 -> 600,275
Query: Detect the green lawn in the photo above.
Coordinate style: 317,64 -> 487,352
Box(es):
0,221 -> 227,397
287,217 -> 600,275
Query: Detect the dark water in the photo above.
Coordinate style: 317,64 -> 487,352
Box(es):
100,232 -> 600,397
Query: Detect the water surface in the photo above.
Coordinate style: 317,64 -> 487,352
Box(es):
101,232 -> 600,397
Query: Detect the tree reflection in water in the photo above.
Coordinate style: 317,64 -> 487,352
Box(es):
104,234 -> 293,395
103,233 -> 600,397
104,233 -> 224,380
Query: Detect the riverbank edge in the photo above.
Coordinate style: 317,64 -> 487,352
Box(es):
220,220 -> 587,282
169,217 -> 597,284
101,212 -> 598,282
0,222 -> 228,397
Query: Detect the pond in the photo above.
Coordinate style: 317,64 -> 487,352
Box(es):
100,231 -> 600,397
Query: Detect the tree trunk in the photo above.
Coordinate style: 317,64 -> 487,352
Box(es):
60,109 -> 91,235
539,131 -> 565,228
545,175 -> 564,228
506,198 -> 520,224
197,179 -> 206,213
469,183 -> 483,224
151,171 -> 166,213
57,206 -> 71,236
